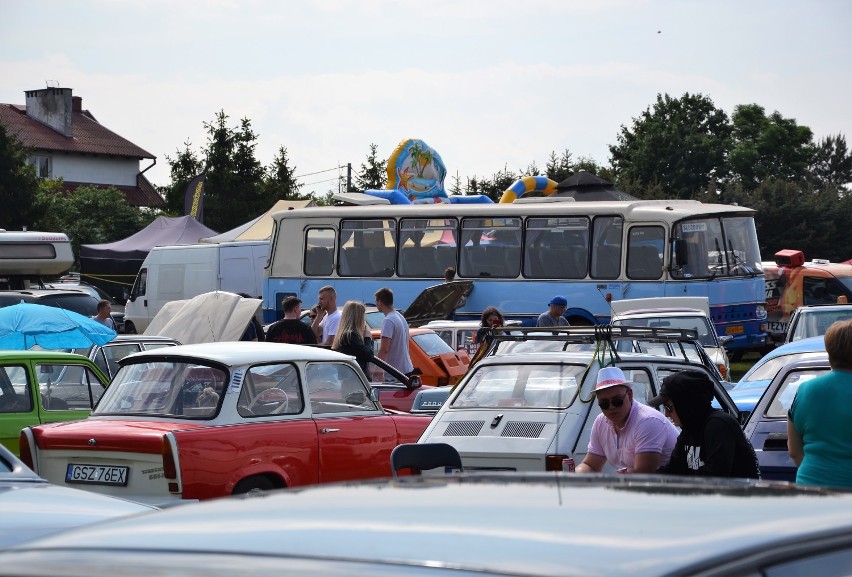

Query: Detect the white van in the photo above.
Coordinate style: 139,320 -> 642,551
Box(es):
124,241 -> 268,334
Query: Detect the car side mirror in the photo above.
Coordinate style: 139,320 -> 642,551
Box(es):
408,375 -> 422,390
719,335 -> 734,345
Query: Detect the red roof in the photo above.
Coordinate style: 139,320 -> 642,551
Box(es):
0,103 -> 154,158
59,178 -> 164,208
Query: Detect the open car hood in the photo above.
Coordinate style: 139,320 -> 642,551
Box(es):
403,281 -> 473,328
144,291 -> 261,344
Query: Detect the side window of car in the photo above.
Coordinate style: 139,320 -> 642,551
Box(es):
306,363 -> 377,414
101,344 -> 142,380
238,364 -> 303,418
655,366 -> 730,413
0,365 -> 33,413
619,368 -> 653,404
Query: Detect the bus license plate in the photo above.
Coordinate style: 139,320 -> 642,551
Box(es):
725,325 -> 744,335
66,463 -> 129,486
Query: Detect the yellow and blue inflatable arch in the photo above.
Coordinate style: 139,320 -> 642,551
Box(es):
499,176 -> 559,203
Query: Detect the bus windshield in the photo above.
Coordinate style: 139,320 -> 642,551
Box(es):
672,216 -> 762,280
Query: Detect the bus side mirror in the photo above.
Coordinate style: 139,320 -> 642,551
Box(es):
673,240 -> 688,267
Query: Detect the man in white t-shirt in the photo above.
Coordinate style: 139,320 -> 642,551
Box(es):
374,287 -> 414,377
311,285 -> 341,345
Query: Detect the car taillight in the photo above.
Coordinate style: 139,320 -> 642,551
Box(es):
162,435 -> 177,479
717,363 -> 728,380
546,455 -> 568,471
19,430 -> 34,470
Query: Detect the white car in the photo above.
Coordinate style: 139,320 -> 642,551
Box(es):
423,319 -> 522,355
610,297 -> 732,382
418,326 -> 739,472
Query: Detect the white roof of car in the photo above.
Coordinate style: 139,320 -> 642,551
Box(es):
123,341 -> 348,367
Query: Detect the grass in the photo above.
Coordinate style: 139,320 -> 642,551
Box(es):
729,351 -> 764,382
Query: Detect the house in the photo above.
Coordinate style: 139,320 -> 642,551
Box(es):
0,87 -> 164,207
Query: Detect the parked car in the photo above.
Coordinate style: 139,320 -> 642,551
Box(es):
424,319 -> 522,355
743,355 -> 830,482
610,297 -> 732,381
2,474 -> 851,577
19,342 -> 431,506
370,326 -> 470,387
0,443 -> 154,549
728,336 -> 826,422
46,282 -> 126,333
0,289 -> 100,319
0,351 -> 109,454
784,303 -> 852,344
418,326 -> 739,471
71,335 -> 181,381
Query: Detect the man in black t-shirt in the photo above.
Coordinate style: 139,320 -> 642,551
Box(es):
265,296 -> 317,345
651,370 -> 760,479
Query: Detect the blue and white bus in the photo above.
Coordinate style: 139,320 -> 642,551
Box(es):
263,197 -> 768,354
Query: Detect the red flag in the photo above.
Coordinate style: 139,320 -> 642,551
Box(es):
183,173 -> 206,222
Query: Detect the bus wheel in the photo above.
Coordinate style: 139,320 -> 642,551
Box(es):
567,316 -> 593,326
124,322 -> 137,335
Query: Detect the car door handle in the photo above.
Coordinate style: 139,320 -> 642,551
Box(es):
320,428 -> 340,434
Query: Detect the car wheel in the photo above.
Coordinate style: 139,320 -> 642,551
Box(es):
232,475 -> 277,495
124,322 -> 137,335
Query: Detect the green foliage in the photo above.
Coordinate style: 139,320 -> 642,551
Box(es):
809,134 -> 852,192
265,145 -> 305,200
729,104 -> 815,190
354,143 -> 387,191
609,93 -> 731,199
35,184 -> 154,266
545,150 -> 574,183
0,123 -> 43,230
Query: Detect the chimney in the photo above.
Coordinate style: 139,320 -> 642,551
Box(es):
24,87 -> 74,138
72,96 -> 82,112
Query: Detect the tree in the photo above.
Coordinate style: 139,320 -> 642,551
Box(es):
264,145 -> 304,200
161,141 -> 203,215
809,134 -> 852,193
609,93 -> 731,199
354,143 -> 387,191
729,104 -> 815,190
0,123 -> 44,230
545,149 -> 574,183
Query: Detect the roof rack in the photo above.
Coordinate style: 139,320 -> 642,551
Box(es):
487,325 -> 700,344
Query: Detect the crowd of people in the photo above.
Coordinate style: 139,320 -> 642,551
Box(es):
262,285 -> 414,382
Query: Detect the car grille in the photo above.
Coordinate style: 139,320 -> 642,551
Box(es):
443,421 -> 485,436
501,422 -> 546,438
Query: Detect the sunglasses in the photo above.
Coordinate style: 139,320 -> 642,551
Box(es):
597,393 -> 627,411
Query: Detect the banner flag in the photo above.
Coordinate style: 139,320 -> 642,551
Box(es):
183,172 -> 206,223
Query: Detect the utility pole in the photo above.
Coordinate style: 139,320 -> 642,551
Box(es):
347,163 -> 352,192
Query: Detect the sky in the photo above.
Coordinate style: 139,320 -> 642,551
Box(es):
2,0 -> 850,194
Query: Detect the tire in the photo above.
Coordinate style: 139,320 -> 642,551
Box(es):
232,475 -> 277,495
124,322 -> 138,335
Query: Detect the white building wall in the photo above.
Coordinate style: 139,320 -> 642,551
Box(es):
51,155 -> 139,186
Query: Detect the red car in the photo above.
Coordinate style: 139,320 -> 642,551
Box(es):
20,342 -> 430,506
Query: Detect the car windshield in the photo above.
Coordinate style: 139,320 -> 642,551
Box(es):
450,363 -> 585,409
765,369 -> 829,418
737,352 -> 826,387
411,331 -> 454,356
94,361 -> 228,418
790,309 -> 852,341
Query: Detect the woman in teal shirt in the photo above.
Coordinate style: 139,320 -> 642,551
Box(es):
788,319 -> 852,488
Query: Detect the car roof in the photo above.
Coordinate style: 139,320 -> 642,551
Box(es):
765,336 -> 826,358
613,308 -> 706,317
474,349 -> 693,366
793,304 -> 852,313
122,341 -> 351,367
5,474 -> 851,577
0,350 -> 95,362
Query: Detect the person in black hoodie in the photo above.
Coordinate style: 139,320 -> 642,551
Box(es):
650,370 -> 760,479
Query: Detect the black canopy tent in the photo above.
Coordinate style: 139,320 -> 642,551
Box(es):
79,216 -> 218,301
554,171 -> 637,201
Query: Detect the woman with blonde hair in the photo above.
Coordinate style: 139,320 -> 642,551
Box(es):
331,301 -> 374,375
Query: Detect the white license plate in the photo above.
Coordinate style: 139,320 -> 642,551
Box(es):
66,464 -> 129,486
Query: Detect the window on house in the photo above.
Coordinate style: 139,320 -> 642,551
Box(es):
30,156 -> 51,178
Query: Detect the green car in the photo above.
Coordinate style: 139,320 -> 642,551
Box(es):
0,351 -> 108,455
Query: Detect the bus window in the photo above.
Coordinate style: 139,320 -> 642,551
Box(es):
459,217 -> 521,278
304,228 -> 335,277
627,226 -> 664,280
339,219 -> 396,277
398,218 -> 458,278
524,217 -> 589,279
591,216 -> 623,280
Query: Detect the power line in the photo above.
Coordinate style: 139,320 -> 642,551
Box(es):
295,166 -> 347,179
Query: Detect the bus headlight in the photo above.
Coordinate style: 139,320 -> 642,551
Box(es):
756,305 -> 767,319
